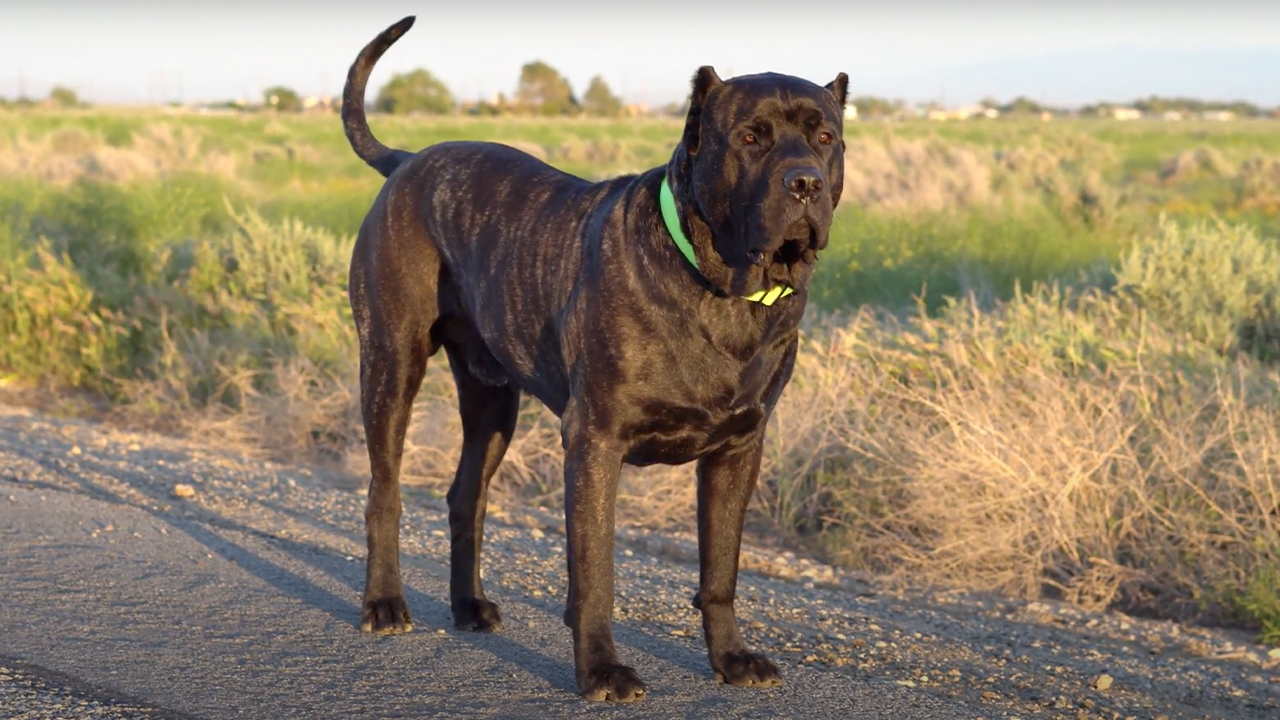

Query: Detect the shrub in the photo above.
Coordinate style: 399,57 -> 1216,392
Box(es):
1115,215 -> 1280,359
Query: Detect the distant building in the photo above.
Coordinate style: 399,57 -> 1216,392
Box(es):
1162,110 -> 1184,121
844,104 -> 858,121
1110,107 -> 1142,121
301,95 -> 334,112
1202,110 -> 1236,122
926,105 -> 997,121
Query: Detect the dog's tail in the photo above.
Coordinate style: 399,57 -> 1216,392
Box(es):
342,16 -> 416,178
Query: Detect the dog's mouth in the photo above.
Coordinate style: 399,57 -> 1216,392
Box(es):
774,219 -> 818,265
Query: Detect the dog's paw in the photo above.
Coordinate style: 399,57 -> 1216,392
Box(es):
361,595 -> 413,635
712,650 -> 782,687
451,596 -> 502,631
578,662 -> 647,703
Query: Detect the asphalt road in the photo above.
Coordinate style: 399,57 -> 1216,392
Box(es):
2,404 -> 1277,719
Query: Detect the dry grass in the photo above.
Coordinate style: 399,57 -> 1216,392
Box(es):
0,123 -> 238,184
839,133 -> 1122,219
770,300 -> 1280,628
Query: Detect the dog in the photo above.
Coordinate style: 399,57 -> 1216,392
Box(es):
343,16 -> 846,702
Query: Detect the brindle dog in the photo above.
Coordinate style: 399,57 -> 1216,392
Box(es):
343,16 -> 846,702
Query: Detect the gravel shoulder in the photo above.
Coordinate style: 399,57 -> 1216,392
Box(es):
1,403 -> 1277,719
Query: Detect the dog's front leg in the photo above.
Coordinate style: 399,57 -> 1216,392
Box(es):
694,431 -> 782,687
561,432 -> 646,702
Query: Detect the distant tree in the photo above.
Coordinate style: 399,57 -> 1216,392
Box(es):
466,100 -> 498,116
1130,95 -> 1262,118
1228,102 -> 1260,117
49,85 -> 81,108
999,96 -> 1045,115
851,95 -> 904,119
516,61 -> 579,116
582,75 -> 622,117
375,69 -> 455,115
263,86 -> 302,112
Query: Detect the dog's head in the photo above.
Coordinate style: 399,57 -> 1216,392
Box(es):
669,66 -> 847,298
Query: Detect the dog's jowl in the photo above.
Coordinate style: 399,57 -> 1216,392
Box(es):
343,16 -> 846,702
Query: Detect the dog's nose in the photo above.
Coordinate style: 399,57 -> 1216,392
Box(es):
783,168 -> 824,202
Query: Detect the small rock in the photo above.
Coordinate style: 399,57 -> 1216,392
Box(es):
530,527 -> 545,539
69,445 -> 82,456
981,690 -> 1000,701
127,443 -> 141,451
1092,673 -> 1114,691
172,483 -> 196,499
1184,639 -> 1211,657
1270,648 -> 1280,660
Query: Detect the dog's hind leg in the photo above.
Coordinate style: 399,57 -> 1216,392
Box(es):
357,327 -> 432,634
442,327 -> 520,631
352,225 -> 440,635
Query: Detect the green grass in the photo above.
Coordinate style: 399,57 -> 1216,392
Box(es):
814,205 -> 1132,311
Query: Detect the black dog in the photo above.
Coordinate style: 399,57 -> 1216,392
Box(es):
343,16 -> 846,702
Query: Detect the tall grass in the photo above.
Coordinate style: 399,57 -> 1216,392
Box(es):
3,108 -> 1280,641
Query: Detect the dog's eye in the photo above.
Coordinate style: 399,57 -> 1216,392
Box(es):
741,133 -> 757,146
818,132 -> 833,145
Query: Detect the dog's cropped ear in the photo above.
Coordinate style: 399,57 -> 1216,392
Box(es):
682,66 -> 724,156
825,73 -> 849,111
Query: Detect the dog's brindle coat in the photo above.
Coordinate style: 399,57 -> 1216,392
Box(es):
344,17 -> 846,702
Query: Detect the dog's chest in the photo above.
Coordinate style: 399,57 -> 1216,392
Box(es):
620,398 -> 766,466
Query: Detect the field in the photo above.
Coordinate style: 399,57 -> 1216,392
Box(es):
3,107 -> 1280,642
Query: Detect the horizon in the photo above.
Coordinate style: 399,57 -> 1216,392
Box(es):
2,1 -> 1278,109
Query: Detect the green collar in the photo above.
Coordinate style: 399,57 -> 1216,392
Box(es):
659,174 -> 795,306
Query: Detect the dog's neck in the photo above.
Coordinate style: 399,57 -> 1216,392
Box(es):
661,154 -> 775,303
658,174 -> 793,306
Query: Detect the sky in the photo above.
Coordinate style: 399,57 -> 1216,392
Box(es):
2,0 -> 1278,109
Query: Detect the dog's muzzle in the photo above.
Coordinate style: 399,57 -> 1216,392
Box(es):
783,167 -> 824,204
